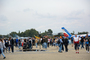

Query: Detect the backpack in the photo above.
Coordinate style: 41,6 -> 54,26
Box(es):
86,42 -> 89,45
57,39 -> 61,44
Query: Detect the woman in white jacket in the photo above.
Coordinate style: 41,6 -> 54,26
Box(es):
0,39 -> 6,59
73,34 -> 79,54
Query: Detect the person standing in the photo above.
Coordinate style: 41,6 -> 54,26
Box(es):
84,34 -> 90,53
26,38 -> 29,49
73,34 -> 79,54
78,36 -> 81,47
58,37 -> 63,53
10,38 -> 14,53
55,38 -> 58,49
18,39 -> 21,49
0,39 -> 6,59
32,38 -> 35,46
62,37 -> 64,51
47,38 -> 50,47
43,36 -> 48,49
71,37 -> 74,47
23,39 -> 27,51
21,39 -> 24,47
16,38 -> 18,47
81,36 -> 84,49
53,38 -> 56,47
35,38 -> 38,48
29,38 -> 32,49
50,38 -> 53,46
64,37 -> 68,52
41,37 -> 44,48
8,37 -> 11,53
5,39 -> 9,53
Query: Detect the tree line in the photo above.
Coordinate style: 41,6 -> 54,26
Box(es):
0,29 -> 89,38
0,28 -> 53,38
71,31 -> 88,35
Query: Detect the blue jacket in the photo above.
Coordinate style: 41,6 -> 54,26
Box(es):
16,39 -> 18,43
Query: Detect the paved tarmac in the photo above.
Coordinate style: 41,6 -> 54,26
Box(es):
0,45 -> 90,60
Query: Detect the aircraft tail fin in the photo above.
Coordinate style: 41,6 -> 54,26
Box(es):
61,27 -> 72,37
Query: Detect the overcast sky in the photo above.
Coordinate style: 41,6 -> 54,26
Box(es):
0,0 -> 90,35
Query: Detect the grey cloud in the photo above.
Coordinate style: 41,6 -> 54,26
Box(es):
75,10 -> 84,16
35,11 -> 56,18
0,0 -> 3,4
88,14 -> 90,17
23,8 -> 33,12
0,15 -> 8,22
63,10 -> 84,20
65,17 -> 81,20
70,10 -> 84,16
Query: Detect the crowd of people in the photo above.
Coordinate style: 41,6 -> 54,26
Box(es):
0,34 -> 90,59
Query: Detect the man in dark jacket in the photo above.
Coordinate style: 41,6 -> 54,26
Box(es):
81,36 -> 84,49
10,38 -> 14,53
64,37 -> 68,52
5,39 -> 9,53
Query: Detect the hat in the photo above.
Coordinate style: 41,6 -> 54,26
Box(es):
60,36 -> 62,38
